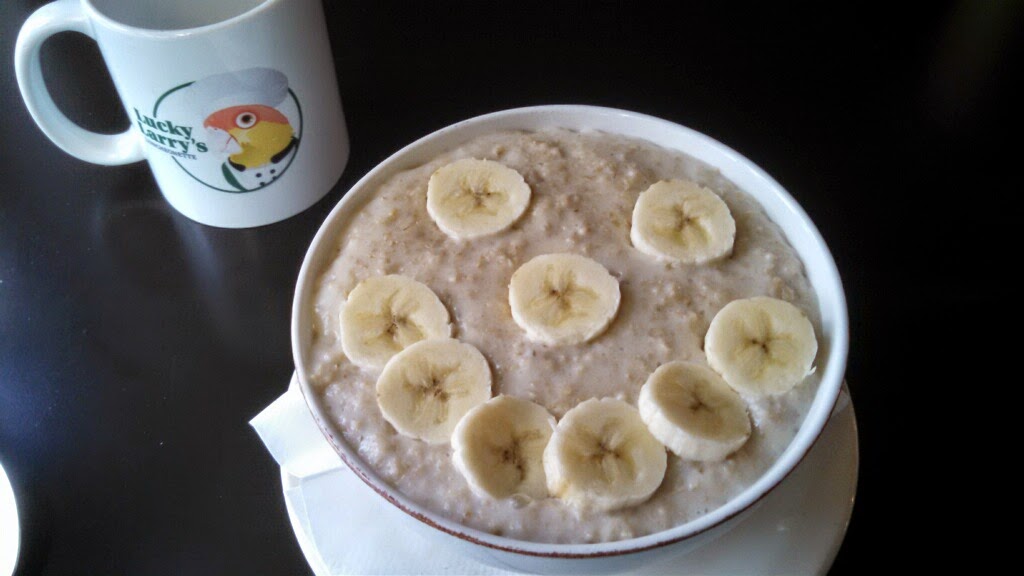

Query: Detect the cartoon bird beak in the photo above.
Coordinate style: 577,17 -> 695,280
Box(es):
205,126 -> 242,155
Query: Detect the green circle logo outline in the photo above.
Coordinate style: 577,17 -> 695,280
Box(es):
152,81 -> 304,194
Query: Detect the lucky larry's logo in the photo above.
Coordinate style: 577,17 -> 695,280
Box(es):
137,67 -> 302,193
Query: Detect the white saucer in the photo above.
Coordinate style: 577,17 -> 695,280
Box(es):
0,461 -> 19,576
280,388 -> 857,575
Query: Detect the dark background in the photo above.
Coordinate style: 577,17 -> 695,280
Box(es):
1,1 -> 1017,574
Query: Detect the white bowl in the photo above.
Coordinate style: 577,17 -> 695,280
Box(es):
291,105 -> 848,573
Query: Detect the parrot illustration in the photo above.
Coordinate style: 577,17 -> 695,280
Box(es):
203,104 -> 297,176
184,68 -> 299,192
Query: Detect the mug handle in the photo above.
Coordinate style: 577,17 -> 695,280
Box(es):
14,0 -> 144,166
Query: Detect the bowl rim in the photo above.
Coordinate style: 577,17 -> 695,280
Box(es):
291,104 -> 849,558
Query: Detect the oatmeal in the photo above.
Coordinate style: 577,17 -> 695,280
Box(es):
306,129 -> 820,543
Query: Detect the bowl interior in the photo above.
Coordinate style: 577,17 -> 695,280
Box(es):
291,105 -> 848,556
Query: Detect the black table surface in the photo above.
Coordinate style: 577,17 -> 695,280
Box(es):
1,1 -> 1017,574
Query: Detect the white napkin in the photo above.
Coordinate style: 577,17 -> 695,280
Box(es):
295,469 -> 507,575
250,374 -> 343,479
250,375 -> 508,575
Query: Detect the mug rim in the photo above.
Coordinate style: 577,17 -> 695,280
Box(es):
82,0 -> 281,38
291,104 -> 849,558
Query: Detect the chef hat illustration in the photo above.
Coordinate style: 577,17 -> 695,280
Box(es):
185,68 -> 289,120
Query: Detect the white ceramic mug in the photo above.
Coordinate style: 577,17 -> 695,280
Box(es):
15,0 -> 349,228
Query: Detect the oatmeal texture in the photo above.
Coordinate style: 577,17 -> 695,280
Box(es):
308,129 -> 821,543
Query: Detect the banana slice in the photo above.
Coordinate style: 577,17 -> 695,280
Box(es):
376,339 -> 492,444
452,395 -> 556,500
340,275 -> 452,371
426,158 -> 532,239
638,362 -> 751,461
543,398 -> 667,512
509,253 -> 621,345
704,297 -> 818,396
630,179 -> 736,264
